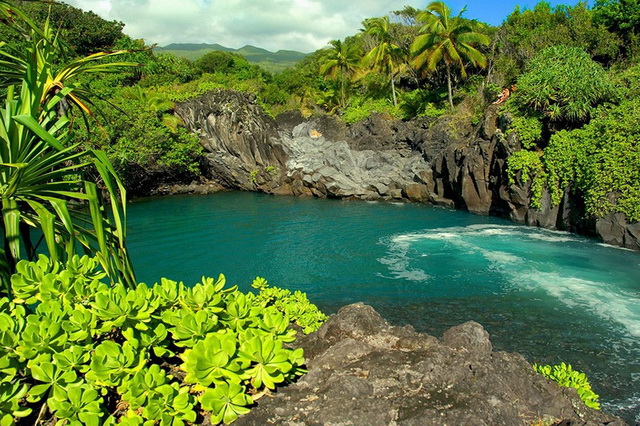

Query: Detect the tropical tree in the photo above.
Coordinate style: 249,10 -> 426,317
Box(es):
0,1 -> 137,293
411,1 -> 490,108
319,39 -> 361,109
594,0 -> 640,57
361,16 -> 405,107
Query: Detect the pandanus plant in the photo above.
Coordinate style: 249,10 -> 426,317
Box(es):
0,0 -> 137,293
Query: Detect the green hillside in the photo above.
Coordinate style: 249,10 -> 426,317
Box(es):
155,43 -> 308,73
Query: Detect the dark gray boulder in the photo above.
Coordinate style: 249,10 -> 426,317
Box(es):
236,304 -> 625,426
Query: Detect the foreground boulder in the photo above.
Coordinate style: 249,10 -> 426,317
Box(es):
237,304 -> 625,425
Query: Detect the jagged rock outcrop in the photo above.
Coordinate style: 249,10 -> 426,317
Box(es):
176,90 -> 288,192
236,304 -> 625,425
176,90 -> 640,251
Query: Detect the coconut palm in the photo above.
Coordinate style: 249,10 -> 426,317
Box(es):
319,40 -> 360,109
361,16 -> 405,107
411,1 -> 490,108
0,2 -> 136,292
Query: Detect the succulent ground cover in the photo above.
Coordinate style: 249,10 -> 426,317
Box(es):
0,255 -> 327,425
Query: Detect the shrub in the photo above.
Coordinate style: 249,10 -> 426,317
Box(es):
399,90 -> 447,120
544,98 -> 640,221
514,45 -> 613,123
533,362 -> 600,410
501,99 -> 545,149
342,98 -> 400,124
1,255 -> 327,424
507,150 -> 547,209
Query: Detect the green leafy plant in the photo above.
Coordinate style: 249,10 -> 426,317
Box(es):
533,362 -> 600,410
199,382 -> 253,425
0,1 -> 137,293
341,97 -> 400,125
252,277 -> 328,333
513,45 -> 613,123
182,332 -> 245,387
47,382 -> 104,425
239,336 -> 299,390
507,150 -> 547,209
502,100 -> 544,149
0,382 -> 30,425
543,98 -> 640,222
0,254 -> 328,424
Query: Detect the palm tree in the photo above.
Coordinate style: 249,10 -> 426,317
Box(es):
361,16 -> 405,107
0,2 -> 137,292
411,1 -> 490,108
319,40 -> 360,109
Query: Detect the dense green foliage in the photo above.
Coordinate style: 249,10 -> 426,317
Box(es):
512,45 -> 613,122
507,150 -> 546,209
504,41 -> 638,222
593,0 -> 640,58
494,1 -> 620,84
544,99 -> 640,221
0,0 -> 124,57
74,88 -> 204,193
0,255 -> 326,424
533,362 -> 600,410
0,1 -> 136,290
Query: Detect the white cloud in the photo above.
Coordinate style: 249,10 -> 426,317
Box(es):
62,0 -> 423,52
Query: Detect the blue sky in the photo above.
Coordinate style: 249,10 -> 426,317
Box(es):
63,0 -> 592,52
445,0 -> 592,25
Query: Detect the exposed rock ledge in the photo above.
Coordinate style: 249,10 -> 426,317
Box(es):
236,304 -> 625,426
175,90 -> 640,251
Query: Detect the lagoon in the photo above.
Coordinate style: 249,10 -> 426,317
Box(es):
128,191 -> 640,422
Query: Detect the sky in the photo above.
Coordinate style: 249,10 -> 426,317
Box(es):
62,0 -> 592,53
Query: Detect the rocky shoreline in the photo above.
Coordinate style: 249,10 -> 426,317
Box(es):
235,304 -> 625,425
173,89 -> 640,251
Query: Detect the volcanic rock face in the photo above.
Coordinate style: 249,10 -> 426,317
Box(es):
236,304 -> 625,425
280,118 -> 432,201
176,90 -> 640,251
175,90 -> 287,192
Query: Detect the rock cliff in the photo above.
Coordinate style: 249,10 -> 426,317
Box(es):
235,304 -> 625,425
175,90 -> 640,251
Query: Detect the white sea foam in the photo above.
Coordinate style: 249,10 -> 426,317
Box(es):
526,233 -> 575,243
513,270 -> 640,338
482,250 -> 523,264
377,237 -> 431,282
380,224 -> 640,337
597,243 -> 636,252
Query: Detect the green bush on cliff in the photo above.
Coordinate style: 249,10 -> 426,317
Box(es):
512,45 -> 613,123
0,255 -> 327,425
342,97 -> 401,124
507,150 -> 547,209
533,362 -> 600,410
544,98 -> 640,222
75,90 -> 204,190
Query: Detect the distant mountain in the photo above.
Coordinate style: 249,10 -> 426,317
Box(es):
161,43 -> 234,52
154,43 -> 309,73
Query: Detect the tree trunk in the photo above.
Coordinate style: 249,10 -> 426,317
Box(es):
446,63 -> 453,109
341,76 -> 346,109
390,73 -> 397,107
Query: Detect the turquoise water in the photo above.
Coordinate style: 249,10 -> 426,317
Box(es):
128,192 -> 640,422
